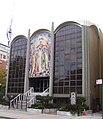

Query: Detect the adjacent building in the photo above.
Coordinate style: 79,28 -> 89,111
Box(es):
6,21 -> 103,110
0,43 -> 9,70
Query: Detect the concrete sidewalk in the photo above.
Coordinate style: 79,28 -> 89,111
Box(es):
0,109 -> 102,119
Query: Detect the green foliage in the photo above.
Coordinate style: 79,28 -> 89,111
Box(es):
0,99 -> 9,106
44,103 -> 56,108
76,96 -> 86,105
75,96 -> 88,115
59,106 -> 69,112
0,65 -> 6,86
36,95 -> 54,104
31,95 -> 55,109
59,96 -> 89,116
0,66 -> 6,99
31,103 -> 44,109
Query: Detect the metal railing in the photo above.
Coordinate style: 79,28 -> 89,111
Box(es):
27,97 -> 35,107
10,94 -> 21,109
9,87 -> 34,109
41,88 -> 49,96
24,87 -> 34,96
9,87 -> 49,110
10,94 -> 27,111
26,87 -> 49,107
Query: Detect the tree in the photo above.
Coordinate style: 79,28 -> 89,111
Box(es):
0,65 -> 6,99
70,96 -> 89,116
59,96 -> 89,116
76,96 -> 88,115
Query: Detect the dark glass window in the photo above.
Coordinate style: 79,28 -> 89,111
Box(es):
53,23 -> 82,94
64,87 -> 69,94
8,36 -> 27,94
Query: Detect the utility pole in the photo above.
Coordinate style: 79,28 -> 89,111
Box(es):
102,79 -> 103,119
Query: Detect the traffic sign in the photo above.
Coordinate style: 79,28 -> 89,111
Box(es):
96,79 -> 102,85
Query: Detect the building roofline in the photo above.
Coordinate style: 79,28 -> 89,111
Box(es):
11,35 -> 28,45
0,43 -> 9,48
54,20 -> 102,34
30,29 -> 50,38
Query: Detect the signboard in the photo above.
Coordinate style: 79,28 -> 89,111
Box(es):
70,92 -> 76,105
96,79 -> 102,85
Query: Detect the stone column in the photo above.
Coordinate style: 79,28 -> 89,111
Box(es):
49,22 -> 54,96
24,29 -> 30,93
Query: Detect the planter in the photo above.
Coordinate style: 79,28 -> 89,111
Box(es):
27,108 -> 42,114
57,110 -> 72,116
43,108 -> 57,114
27,108 -> 57,114
0,104 -> 9,109
85,110 -> 92,115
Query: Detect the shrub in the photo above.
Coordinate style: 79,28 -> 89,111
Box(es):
31,103 -> 44,109
44,103 -> 56,109
0,100 -> 9,106
31,96 -> 56,109
59,96 -> 89,116
59,106 -> 69,112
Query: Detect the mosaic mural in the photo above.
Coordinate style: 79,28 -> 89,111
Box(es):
29,31 -> 51,77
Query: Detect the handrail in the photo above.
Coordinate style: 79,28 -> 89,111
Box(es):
41,88 -> 49,96
27,97 -> 35,107
27,88 -> 49,107
10,94 -> 21,102
9,87 -> 49,109
10,94 -> 21,109
24,87 -> 34,96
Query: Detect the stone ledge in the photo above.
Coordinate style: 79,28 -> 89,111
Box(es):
27,108 -> 42,114
0,104 -> 9,109
57,111 -> 72,116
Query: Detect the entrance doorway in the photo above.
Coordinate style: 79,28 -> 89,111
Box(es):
29,77 -> 49,92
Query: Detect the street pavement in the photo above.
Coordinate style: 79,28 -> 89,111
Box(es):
0,108 -> 102,119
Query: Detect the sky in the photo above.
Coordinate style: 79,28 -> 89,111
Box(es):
0,0 -> 103,46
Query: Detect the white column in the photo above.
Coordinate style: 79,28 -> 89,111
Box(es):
49,22 -> 54,96
82,21 -> 90,108
24,29 -> 30,93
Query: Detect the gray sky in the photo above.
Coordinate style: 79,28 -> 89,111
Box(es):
0,0 -> 103,46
